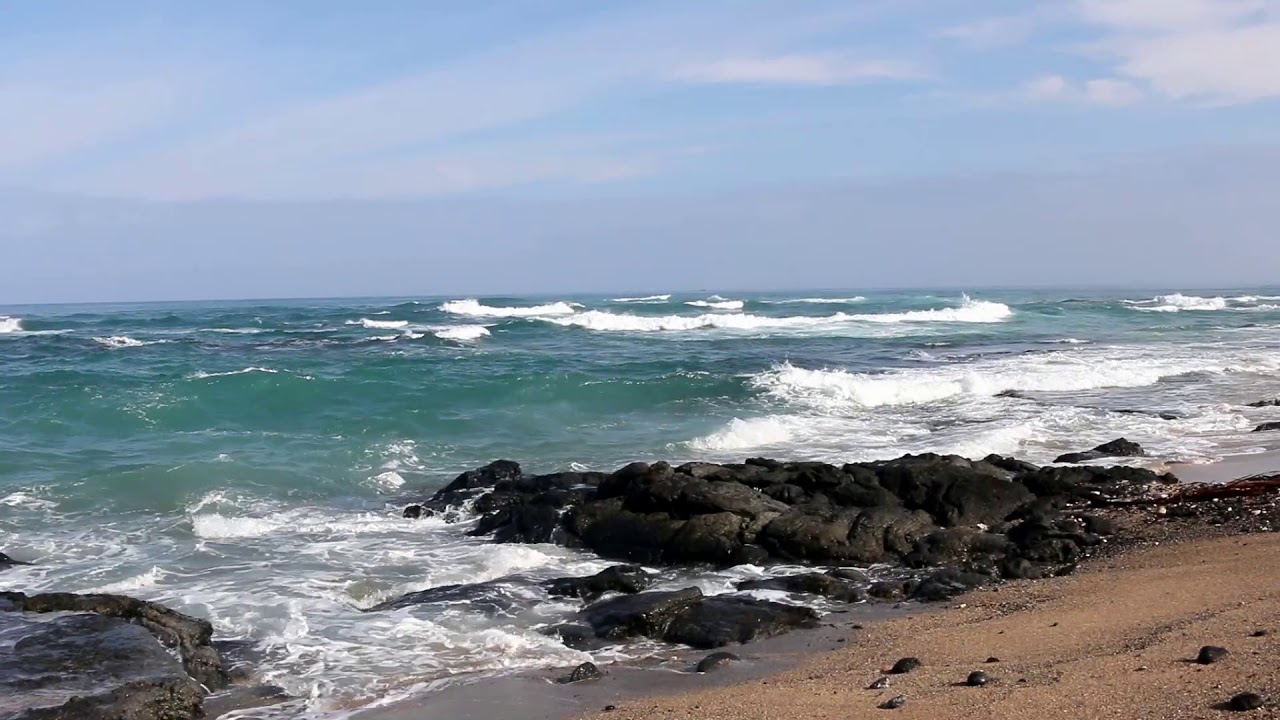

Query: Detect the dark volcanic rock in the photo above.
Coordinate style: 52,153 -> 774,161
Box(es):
0,612 -> 205,720
1196,645 -> 1229,664
548,565 -> 653,602
0,591 -> 227,691
965,671 -> 992,687
578,588 -> 704,641
202,685 -> 291,718
1253,422 -> 1280,433
1054,438 -> 1145,464
366,577 -> 529,615
662,596 -> 819,648
889,657 -> 922,674
880,695 -> 907,710
695,651 -> 740,673
1246,399 -> 1280,407
424,453 -> 1163,587
912,568 -> 991,602
737,572 -> 867,602
402,504 -> 425,519
1229,692 -> 1265,711
0,551 -> 29,571
542,623 -> 606,651
558,662 -> 603,684
868,676 -> 891,690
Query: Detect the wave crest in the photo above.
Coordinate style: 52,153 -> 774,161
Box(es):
0,317 -> 22,333
610,294 -> 671,303
434,325 -> 491,342
349,318 -> 410,329
441,299 -> 578,317
685,299 -> 745,310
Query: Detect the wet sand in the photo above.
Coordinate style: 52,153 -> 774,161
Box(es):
579,533 -> 1280,720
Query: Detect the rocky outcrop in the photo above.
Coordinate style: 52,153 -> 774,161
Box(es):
1053,438 -> 1145,464
0,551 -> 28,571
410,455 -> 1169,593
0,592 -> 250,720
366,576 -> 530,614
1253,422 -> 1280,433
1246,399 -> 1280,407
575,587 -> 818,649
547,565 -> 653,602
0,592 -> 228,690
737,572 -> 867,602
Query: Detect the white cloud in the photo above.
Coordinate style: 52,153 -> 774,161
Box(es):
1074,0 -> 1280,103
937,14 -> 1038,49
675,54 -> 923,86
1023,74 -> 1144,106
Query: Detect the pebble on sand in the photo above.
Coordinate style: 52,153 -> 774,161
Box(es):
966,671 -> 992,687
1196,646 -> 1230,665
1249,630 -> 1268,637
868,677 -> 891,690
695,652 -> 740,674
880,695 -> 907,710
1229,692 -> 1264,712
889,657 -> 922,674
558,662 -> 602,684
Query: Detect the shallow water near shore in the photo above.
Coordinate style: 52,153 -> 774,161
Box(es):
3,287 -> 1280,716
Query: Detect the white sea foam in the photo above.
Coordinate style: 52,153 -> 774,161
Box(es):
186,366 -> 282,379
611,294 -> 671,303
688,417 -> 798,450
93,335 -> 164,348
1044,338 -> 1090,344
545,296 -> 1010,333
0,316 -> 22,333
762,297 -> 867,304
685,299 -> 745,310
1,490 -> 56,510
441,299 -> 578,317
1131,293 -> 1229,312
349,318 -> 410,330
434,325 -> 490,342
87,566 -> 166,594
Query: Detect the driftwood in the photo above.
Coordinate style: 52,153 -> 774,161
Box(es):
1096,475 -> 1280,507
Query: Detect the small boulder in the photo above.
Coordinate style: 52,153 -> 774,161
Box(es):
1253,422 -> 1280,433
402,504 -> 425,519
662,596 -> 819,648
558,662 -> 603,684
578,588 -> 703,641
695,651 -> 740,673
1245,399 -> 1280,407
1229,692 -> 1265,711
1054,438 -> 1145,464
1197,645 -> 1229,664
737,573 -> 866,602
868,677 -> 891,690
889,657 -> 922,674
966,671 -> 992,687
880,695 -> 907,710
547,565 -> 652,602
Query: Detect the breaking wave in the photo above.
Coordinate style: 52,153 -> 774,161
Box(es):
0,317 -> 22,333
93,336 -> 163,348
441,299 -> 578,317
349,318 -> 410,330
762,297 -> 866,304
685,299 -> 744,310
610,294 -> 671,303
434,325 -> 490,342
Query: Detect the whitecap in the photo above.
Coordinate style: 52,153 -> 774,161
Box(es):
762,297 -> 867,304
93,335 -> 162,348
349,318 -> 410,330
1,490 -> 56,510
1043,338 -> 1090,345
611,294 -> 671,303
188,367 -> 281,380
434,325 -> 491,342
1131,293 -> 1228,312
688,417 -> 797,450
440,299 -> 577,317
0,316 -> 22,333
86,566 -> 166,594
685,299 -> 745,310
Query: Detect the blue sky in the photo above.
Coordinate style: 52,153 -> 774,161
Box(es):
3,0 -> 1280,301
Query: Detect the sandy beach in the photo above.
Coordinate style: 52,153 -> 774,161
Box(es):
578,532 -> 1280,720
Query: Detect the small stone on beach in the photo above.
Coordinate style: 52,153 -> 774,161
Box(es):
1197,646 -> 1229,665
1229,692 -> 1265,711
966,671 -> 992,687
603,705 -> 617,712
985,657 -> 1000,663
558,662 -> 602,684
696,652 -> 740,673
1250,630 -> 1268,637
868,677 -> 891,690
880,695 -> 907,710
889,657 -> 921,674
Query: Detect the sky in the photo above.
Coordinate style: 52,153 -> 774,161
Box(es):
2,0 -> 1280,303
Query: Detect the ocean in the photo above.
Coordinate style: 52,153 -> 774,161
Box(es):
3,288 -> 1279,716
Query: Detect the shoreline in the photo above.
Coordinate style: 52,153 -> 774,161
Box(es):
359,448 -> 1280,720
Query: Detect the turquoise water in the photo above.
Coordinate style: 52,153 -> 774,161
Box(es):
2,288 -> 1279,715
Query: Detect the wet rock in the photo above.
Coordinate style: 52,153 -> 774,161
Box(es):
547,565 -> 653,602
0,591 -> 227,690
542,623 -> 607,651
366,577 -> 528,615
558,662 -> 603,684
695,651 -> 740,673
1197,645 -> 1229,664
1080,514 -> 1119,535
578,588 -> 704,641
889,657 -> 922,674
662,596 -> 819,648
1253,422 -> 1280,433
603,705 -> 617,712
1229,692 -> 1265,711
1246,399 -> 1280,407
880,695 -> 907,710
912,568 -> 990,602
0,551 -> 30,571
202,685 -> 291,717
737,573 -> 867,602
1054,438 -> 1145,464
868,677 -> 891,690
966,671 -> 992,687
402,504 -> 425,519
828,567 -> 871,583
0,612 -> 206,720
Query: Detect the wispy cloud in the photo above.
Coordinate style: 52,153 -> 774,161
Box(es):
675,54 -> 924,86
1073,0 -> 1280,104
1023,74 -> 1145,107
936,14 -> 1040,49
